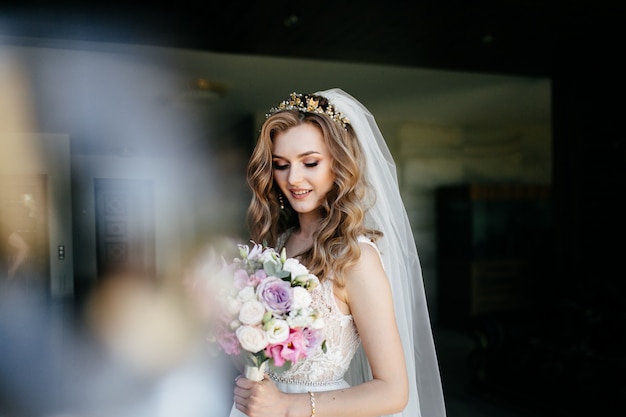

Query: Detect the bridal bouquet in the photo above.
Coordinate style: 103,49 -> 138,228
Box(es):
209,242 -> 325,381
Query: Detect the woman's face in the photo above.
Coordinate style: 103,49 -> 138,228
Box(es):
272,123 -> 335,216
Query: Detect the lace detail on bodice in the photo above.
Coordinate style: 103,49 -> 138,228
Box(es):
269,230 -> 362,384
270,278 -> 361,384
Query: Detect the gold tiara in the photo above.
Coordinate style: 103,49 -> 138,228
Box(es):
266,92 -> 350,128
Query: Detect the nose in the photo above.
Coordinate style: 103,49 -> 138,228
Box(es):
287,165 -> 303,185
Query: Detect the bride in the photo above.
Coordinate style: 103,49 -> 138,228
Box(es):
229,89 -> 446,417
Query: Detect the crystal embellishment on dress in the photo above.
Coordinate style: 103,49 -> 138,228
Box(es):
268,372 -> 344,386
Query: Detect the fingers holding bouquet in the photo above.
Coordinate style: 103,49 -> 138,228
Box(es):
234,373 -> 286,417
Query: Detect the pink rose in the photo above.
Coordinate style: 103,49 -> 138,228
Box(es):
283,329 -> 308,363
249,269 -> 267,286
265,344 -> 285,367
265,328 -> 308,367
217,330 -> 240,356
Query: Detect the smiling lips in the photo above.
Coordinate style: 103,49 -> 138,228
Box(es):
290,189 -> 311,199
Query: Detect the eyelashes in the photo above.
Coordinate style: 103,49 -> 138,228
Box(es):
273,162 -> 319,170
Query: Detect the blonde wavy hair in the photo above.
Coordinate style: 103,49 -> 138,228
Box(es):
247,99 -> 381,287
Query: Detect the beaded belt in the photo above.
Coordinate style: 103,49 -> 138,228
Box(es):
268,372 -> 344,387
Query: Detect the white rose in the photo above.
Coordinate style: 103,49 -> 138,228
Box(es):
237,286 -> 256,302
265,319 -> 290,344
239,300 -> 266,325
283,258 -> 309,279
287,311 -> 314,328
291,286 -> 312,310
236,325 -> 268,353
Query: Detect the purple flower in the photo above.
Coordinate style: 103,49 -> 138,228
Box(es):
303,327 -> 323,353
256,277 -> 292,315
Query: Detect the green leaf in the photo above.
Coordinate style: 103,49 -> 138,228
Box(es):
275,270 -> 290,279
263,259 -> 280,275
269,360 -> 292,373
252,351 -> 268,366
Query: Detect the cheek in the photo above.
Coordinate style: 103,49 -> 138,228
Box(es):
322,171 -> 336,191
273,170 -> 287,187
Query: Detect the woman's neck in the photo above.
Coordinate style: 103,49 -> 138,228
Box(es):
296,213 -> 322,239
284,213 -> 321,258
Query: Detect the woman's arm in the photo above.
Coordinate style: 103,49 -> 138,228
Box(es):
311,241 -> 408,416
233,242 -> 409,417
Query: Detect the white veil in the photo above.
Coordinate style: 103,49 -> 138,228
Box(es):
317,88 -> 446,417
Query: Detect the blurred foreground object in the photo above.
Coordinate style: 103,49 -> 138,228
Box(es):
0,272 -> 232,417
86,273 -> 198,374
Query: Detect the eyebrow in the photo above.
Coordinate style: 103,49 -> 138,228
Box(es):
272,151 -> 322,159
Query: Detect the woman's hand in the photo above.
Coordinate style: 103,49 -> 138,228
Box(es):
233,374 -> 288,417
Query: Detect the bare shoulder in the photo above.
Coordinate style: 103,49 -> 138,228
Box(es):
344,240 -> 397,335
344,240 -> 387,288
356,239 -> 383,268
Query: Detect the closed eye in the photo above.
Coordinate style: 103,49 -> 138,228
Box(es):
304,162 -> 319,168
273,162 -> 289,170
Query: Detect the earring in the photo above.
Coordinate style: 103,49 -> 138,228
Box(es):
278,193 -> 285,210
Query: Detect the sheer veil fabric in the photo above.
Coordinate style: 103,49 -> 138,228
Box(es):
317,89 -> 446,417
